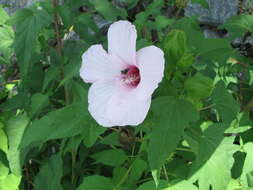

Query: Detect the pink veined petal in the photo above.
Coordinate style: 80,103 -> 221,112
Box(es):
80,45 -> 124,83
88,80 -> 117,127
134,46 -> 165,100
108,20 -> 137,65
106,89 -> 152,126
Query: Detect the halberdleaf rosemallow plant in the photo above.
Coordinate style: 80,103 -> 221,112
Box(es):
80,20 -> 165,127
1,1 -> 253,189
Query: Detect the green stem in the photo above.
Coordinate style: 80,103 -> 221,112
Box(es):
162,165 -> 169,181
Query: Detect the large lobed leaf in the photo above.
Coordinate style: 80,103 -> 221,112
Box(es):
6,114 -> 29,175
148,96 -> 199,184
11,7 -> 51,79
21,103 -> 91,148
211,81 -> 240,123
189,123 -> 239,190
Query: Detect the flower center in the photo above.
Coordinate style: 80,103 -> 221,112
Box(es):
121,66 -> 140,88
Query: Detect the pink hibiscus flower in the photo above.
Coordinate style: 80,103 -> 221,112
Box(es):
80,20 -> 165,127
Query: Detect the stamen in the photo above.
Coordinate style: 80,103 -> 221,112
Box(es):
121,66 -> 140,88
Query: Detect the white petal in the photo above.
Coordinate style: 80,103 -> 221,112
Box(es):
134,46 -> 165,100
88,80 -> 117,127
88,80 -> 151,127
80,45 -> 124,83
108,20 -> 137,65
106,92 -> 151,126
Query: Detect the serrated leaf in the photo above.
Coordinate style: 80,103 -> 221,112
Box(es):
185,73 -> 213,100
21,103 -> 88,148
12,7 -> 51,78
163,30 -> 187,64
6,114 -> 29,175
91,149 -> 127,167
154,16 -> 174,30
211,81 -> 240,123
149,97 -> 199,183
34,154 -> 63,190
77,175 -> 114,190
225,14 -> 253,36
189,124 -> 238,190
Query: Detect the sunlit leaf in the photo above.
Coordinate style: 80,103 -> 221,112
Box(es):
189,124 -> 238,190
6,114 -> 29,175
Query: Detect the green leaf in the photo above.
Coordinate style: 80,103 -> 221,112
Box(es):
100,132 -> 121,147
128,158 -> 147,184
211,81 -> 240,123
21,103 -> 88,148
112,166 -> 128,185
189,124 -> 238,190
29,93 -> 49,118
0,162 -> 8,177
90,0 -> 127,21
34,154 -> 63,190
90,149 -> 127,167
149,97 -> 199,183
12,7 -> 51,78
77,175 -> 114,190
196,38 -> 233,62
163,30 -> 187,64
185,73 -> 213,100
0,151 -> 8,167
240,143 -> 253,187
177,53 -> 194,69
191,0 -> 209,8
0,25 -> 14,59
136,179 -> 198,190
225,15 -> 253,36
42,65 -> 60,92
58,5 -> 73,28
154,16 -> 174,30
0,129 -> 7,154
0,6 -> 9,25
226,179 -> 242,190
0,170 -> 21,190
6,114 -> 29,175
82,122 -> 106,148
247,171 -> 253,188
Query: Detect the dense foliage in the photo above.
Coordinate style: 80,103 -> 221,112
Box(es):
1,0 -> 253,189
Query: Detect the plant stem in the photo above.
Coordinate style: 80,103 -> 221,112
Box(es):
52,0 -> 74,185
52,0 -> 70,105
52,0 -> 62,56
162,165 -> 169,181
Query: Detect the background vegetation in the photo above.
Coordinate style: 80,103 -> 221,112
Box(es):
1,0 -> 253,189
